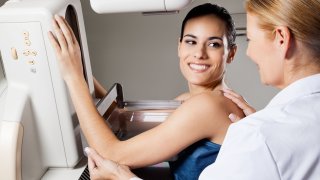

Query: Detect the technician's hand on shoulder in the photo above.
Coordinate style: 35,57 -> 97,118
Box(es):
48,15 -> 83,84
222,88 -> 256,122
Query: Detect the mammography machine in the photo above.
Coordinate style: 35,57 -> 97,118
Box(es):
0,0 -> 94,179
0,0 -> 192,179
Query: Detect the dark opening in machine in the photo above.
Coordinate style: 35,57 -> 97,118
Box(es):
65,5 -> 88,83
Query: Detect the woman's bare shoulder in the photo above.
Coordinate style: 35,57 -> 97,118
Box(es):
190,91 -> 244,115
186,92 -> 227,110
174,92 -> 229,126
173,92 -> 231,142
175,92 -> 191,101
174,91 -> 238,122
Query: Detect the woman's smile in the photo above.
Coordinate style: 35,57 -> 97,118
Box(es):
188,63 -> 211,72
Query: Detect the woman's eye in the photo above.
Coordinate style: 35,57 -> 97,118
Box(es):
184,40 -> 196,45
208,42 -> 221,48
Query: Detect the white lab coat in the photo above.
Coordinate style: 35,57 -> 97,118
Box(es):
200,74 -> 320,180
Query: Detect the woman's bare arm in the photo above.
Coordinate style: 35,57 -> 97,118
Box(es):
93,77 -> 107,99
48,15 -> 230,169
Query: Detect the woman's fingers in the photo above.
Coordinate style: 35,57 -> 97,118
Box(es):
86,147 -> 102,179
48,14 -> 84,82
54,15 -> 75,48
88,156 -> 96,175
85,147 -> 125,180
47,31 -> 61,54
86,147 -> 104,168
61,16 -> 78,45
51,17 -> 68,50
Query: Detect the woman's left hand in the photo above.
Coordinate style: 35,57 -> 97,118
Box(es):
48,15 -> 84,84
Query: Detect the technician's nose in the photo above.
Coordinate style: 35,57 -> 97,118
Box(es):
193,45 -> 208,59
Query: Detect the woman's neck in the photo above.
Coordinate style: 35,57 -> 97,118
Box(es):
188,80 -> 227,96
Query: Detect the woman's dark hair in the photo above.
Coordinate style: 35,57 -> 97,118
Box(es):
180,3 -> 236,48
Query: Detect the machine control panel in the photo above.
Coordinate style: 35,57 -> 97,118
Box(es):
0,22 -> 46,76
22,30 -> 38,67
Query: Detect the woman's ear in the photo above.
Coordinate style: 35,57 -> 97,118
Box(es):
227,45 -> 237,64
178,38 -> 182,57
274,26 -> 292,59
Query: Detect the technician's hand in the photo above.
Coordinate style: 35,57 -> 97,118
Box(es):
48,15 -> 83,84
222,89 -> 256,122
85,147 -> 138,180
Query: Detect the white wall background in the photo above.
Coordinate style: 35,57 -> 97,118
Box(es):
0,0 -> 279,110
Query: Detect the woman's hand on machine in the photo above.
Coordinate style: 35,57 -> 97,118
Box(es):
222,88 -> 256,122
48,15 -> 84,84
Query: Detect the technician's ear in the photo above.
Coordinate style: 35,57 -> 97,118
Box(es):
274,26 -> 291,59
227,45 -> 237,64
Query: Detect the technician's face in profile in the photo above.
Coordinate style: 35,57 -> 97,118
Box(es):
246,13 -> 284,87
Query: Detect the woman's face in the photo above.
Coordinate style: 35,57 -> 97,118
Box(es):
178,15 -> 233,87
246,13 -> 284,87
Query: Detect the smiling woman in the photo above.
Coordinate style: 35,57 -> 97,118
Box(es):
178,15 -> 231,92
175,4 -> 236,102
48,3 -> 244,180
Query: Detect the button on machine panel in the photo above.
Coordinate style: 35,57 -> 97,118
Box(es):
11,47 -> 18,60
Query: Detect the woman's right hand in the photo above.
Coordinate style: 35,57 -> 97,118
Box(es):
48,15 -> 84,84
222,89 -> 256,122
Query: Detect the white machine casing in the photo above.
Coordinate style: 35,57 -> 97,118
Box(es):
0,0 -> 94,179
89,0 -> 194,13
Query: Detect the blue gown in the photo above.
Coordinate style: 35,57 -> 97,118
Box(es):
169,139 -> 221,180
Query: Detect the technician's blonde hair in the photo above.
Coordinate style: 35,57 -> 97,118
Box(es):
245,0 -> 320,58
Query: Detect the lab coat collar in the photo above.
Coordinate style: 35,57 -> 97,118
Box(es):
266,73 -> 320,108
